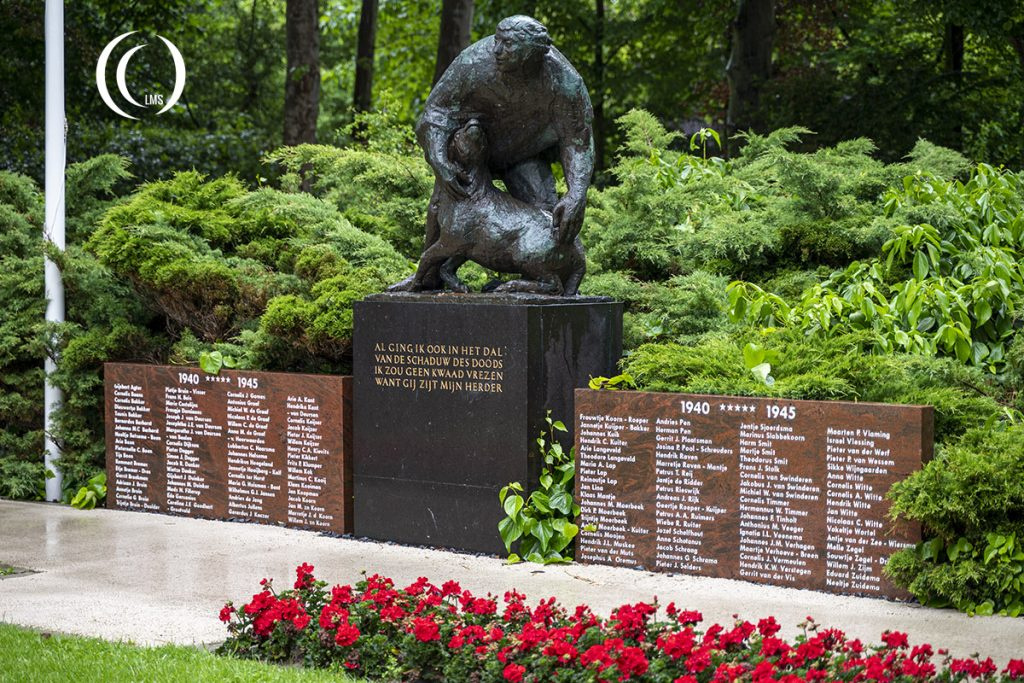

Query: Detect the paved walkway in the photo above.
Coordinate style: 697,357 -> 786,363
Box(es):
1,500 -> 1021,664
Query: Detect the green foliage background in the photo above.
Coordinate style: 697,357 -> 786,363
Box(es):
3,0 -> 1024,182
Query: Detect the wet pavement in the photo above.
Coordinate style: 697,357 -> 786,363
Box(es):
1,500 -> 1021,662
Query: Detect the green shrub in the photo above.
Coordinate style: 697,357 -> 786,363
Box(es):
624,330 -> 1002,444
266,139 -> 433,260
0,158 -> 167,500
729,163 -> 1024,372
581,269 -> 731,349
886,425 -> 1024,615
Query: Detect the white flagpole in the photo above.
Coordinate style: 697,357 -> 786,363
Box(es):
44,0 -> 66,501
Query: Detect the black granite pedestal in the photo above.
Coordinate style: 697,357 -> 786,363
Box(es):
353,293 -> 622,554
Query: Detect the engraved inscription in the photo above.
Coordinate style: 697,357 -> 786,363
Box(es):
576,413 -> 646,566
371,342 -> 506,394
575,389 -> 930,599
104,364 -> 351,534
110,382 -> 161,511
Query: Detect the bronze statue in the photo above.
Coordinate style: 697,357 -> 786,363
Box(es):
390,15 -> 594,295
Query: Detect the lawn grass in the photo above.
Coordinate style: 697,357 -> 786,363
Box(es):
0,623 -> 362,682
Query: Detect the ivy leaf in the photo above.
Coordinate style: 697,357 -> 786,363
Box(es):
549,490 -> 572,515
503,494 -> 523,519
199,351 -> 223,375
531,520 -> 554,550
750,362 -> 773,386
498,517 -> 522,551
742,343 -> 765,370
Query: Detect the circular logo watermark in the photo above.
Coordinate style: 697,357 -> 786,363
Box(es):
96,31 -> 186,120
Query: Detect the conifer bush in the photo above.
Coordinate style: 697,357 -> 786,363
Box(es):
1,156 -> 410,499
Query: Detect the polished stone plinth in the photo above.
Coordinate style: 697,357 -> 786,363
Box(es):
353,293 -> 622,553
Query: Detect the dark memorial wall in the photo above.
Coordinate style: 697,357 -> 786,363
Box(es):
104,363 -> 352,533
353,293 -> 622,554
574,389 -> 933,599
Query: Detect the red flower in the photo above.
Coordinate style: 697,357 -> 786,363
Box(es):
719,622 -> 754,650
404,576 -> 432,596
379,603 -> 406,622
412,616 -> 440,642
218,604 -> 235,623
581,643 -> 616,672
517,622 -> 549,650
442,580 -> 462,596
293,613 -> 310,630
881,630 -> 909,649
294,562 -> 315,589
542,639 -> 578,663
685,647 -> 712,673
657,629 -> 695,660
712,662 -> 745,682
1005,660 -> 1024,679
335,621 -> 360,647
758,616 -> 781,637
503,663 -> 526,682
796,638 -> 826,661
702,623 -> 724,647
320,605 -> 350,630
760,636 -> 788,657
751,659 -> 776,682
616,646 -> 649,679
461,594 -> 498,615
672,606 -> 703,624
674,677 -> 698,683
610,602 -> 657,639
450,625 -> 487,649
331,584 -> 354,604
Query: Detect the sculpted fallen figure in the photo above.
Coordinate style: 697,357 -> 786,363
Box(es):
388,15 -> 594,295
416,119 -> 586,295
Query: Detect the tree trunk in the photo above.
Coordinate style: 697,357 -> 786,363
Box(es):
593,0 -> 606,174
434,0 -> 474,85
284,0 -> 320,145
354,0 -> 379,113
1011,33 -> 1024,72
726,0 -> 775,155
946,23 -> 964,148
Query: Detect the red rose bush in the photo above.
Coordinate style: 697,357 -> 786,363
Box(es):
218,564 -> 1024,682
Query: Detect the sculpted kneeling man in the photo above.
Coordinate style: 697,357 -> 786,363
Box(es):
389,15 -> 595,295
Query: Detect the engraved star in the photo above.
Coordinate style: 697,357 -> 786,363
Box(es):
720,403 -> 726,411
